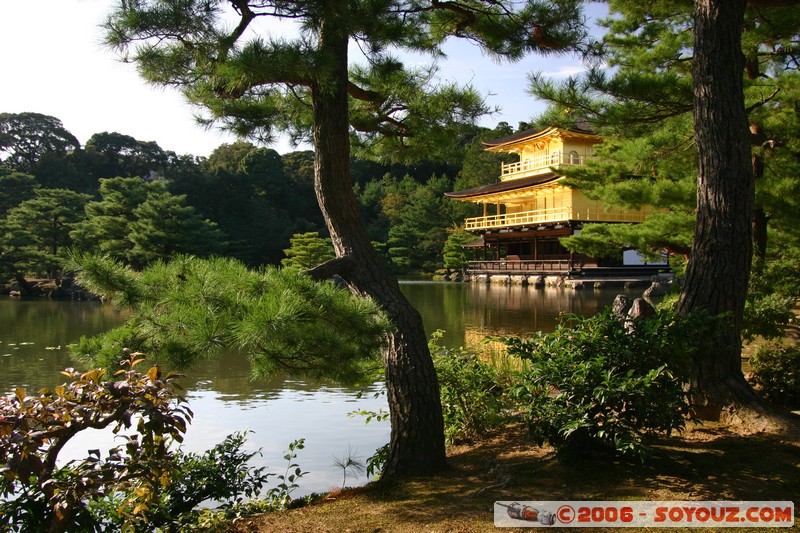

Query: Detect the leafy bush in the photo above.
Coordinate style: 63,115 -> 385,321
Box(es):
742,292 -> 796,342
0,353 -> 297,532
430,331 -> 510,444
750,341 -> 800,408
264,438 -> 308,510
163,439 -> 315,530
0,352 -> 192,532
742,252 -> 800,341
757,251 -> 800,299
93,431 -> 272,531
504,311 -> 709,461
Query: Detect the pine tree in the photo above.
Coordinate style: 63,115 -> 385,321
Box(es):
72,177 -> 227,268
71,254 -> 390,384
529,0 -> 800,420
388,182 -> 451,272
102,0 -> 588,477
71,177 -> 159,265
282,232 -> 335,269
443,226 -> 477,271
0,169 -> 39,217
129,191 -> 226,266
0,188 -> 91,280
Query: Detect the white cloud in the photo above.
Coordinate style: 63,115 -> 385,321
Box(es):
539,64 -> 589,79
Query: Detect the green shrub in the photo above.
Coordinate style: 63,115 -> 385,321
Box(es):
0,353 -> 292,532
93,431 -> 273,531
504,310 -> 709,461
750,341 -> 800,408
0,352 -> 192,532
742,292 -> 795,342
430,331 -> 510,444
758,251 -> 800,299
742,252 -> 800,341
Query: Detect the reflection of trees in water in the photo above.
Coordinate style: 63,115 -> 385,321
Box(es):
178,352 -> 373,401
464,284 -> 622,338
399,281 -> 635,348
0,299 -> 372,402
0,300 -> 128,392
2,286 -> 632,399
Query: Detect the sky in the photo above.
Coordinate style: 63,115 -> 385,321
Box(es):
0,0 -> 595,158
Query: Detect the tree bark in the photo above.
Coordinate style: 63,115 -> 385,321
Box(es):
678,0 -> 764,419
309,6 -> 447,477
750,125 -> 768,264
751,204 -> 768,265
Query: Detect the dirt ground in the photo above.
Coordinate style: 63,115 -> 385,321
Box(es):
230,418 -> 800,532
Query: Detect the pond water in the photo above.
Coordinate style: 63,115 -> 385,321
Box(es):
0,282 -> 637,495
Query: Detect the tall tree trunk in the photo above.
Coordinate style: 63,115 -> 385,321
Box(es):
751,203 -> 768,266
309,9 -> 447,477
746,54 -> 770,265
750,124 -> 768,266
678,0 -> 764,419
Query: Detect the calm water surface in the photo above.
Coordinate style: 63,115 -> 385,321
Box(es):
0,282 -> 635,494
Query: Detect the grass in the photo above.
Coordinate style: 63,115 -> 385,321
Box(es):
230,420 -> 800,532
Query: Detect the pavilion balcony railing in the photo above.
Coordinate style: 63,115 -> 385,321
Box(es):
500,151 -> 590,180
466,259 -> 577,274
463,206 -> 651,231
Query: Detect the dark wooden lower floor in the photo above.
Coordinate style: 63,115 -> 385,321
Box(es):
466,259 -> 671,278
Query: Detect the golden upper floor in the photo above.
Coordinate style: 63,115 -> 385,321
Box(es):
484,126 -> 600,180
445,126 -> 651,230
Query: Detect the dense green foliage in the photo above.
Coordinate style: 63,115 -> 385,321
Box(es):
503,311 -> 714,460
92,431 -> 275,532
0,112 -> 80,173
0,188 -> 91,279
71,177 -> 225,268
0,353 -> 193,531
429,331 -> 510,444
0,112 -> 526,282
425,308 -> 736,460
742,252 -> 800,342
750,341 -> 800,409
281,232 -> 335,269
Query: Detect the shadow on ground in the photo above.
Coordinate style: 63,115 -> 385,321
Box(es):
232,423 -> 800,533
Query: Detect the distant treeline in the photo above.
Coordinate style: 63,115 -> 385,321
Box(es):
0,111 -> 522,281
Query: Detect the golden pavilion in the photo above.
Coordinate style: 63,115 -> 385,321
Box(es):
445,126 -> 666,277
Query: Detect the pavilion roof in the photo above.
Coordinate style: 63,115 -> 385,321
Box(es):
444,172 -> 561,200
482,125 -> 596,151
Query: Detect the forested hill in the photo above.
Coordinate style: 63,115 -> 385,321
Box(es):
0,112 -> 518,280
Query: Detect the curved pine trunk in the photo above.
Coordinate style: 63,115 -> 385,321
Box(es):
309,12 -> 447,477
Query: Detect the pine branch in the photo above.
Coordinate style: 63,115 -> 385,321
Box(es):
305,256 -> 356,281
347,81 -> 386,104
220,0 -> 257,60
